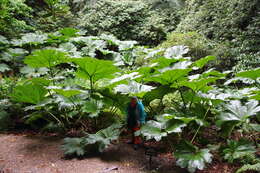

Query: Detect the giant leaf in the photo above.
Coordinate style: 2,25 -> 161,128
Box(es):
178,77 -> 218,92
82,99 -> 104,118
59,28 -> 79,37
192,56 -> 216,69
217,100 -> 260,136
110,72 -> 140,84
149,69 -> 190,85
11,83 -> 47,104
80,39 -> 107,57
48,86 -> 82,98
138,120 -> 167,141
62,138 -> 86,156
114,81 -> 155,97
24,49 -> 69,68
0,63 -> 10,72
236,68 -> 260,81
142,85 -> 175,105
139,114 -> 188,141
12,33 -> 47,46
165,119 -> 187,133
0,35 -> 9,44
152,57 -> 179,70
164,46 -> 189,59
219,100 -> 260,121
159,61 -> 192,73
7,48 -> 28,57
73,57 -> 119,84
84,123 -> 122,152
53,95 -> 81,110
175,140 -> 213,173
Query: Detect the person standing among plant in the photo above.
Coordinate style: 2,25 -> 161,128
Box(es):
127,96 -> 146,150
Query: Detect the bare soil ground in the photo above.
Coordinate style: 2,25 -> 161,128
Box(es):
0,133 -> 188,173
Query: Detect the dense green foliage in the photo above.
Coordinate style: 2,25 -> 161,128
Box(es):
1,27 -> 259,172
0,0 -> 75,37
177,0 -> 260,70
0,0 -> 259,172
0,0 -> 33,37
76,0 -> 180,45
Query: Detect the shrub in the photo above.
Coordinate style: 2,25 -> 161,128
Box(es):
0,110 -> 11,131
176,0 -> 260,70
158,32 -> 214,60
77,0 -> 180,45
26,0 -> 76,32
0,0 -> 33,37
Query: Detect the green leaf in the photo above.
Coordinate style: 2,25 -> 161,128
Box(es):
12,33 -> 47,46
82,99 -> 103,118
165,119 -> 187,133
218,100 -> 260,136
49,86 -> 82,97
201,68 -> 228,78
118,40 -> 137,51
193,56 -> 216,69
178,77 -> 218,92
159,61 -> 192,73
250,123 -> 260,132
139,114 -> 188,141
222,139 -> 256,163
152,57 -> 179,69
0,63 -> 10,72
142,85 -> 175,105
236,163 -> 260,173
59,28 -> 79,37
24,112 -> 44,125
0,35 -> 9,44
225,77 -> 255,85
73,57 -> 119,84
236,68 -> 260,80
219,100 -> 260,121
24,49 -> 69,68
114,81 -> 155,97
62,138 -> 86,156
110,72 -> 140,84
29,77 -> 51,86
53,95 -> 79,109
139,120 -> 167,141
80,39 -> 107,57
250,90 -> 260,100
164,46 -> 189,59
149,69 -> 190,85
58,42 -> 80,58
217,121 -> 238,137
11,83 -> 47,104
20,66 -> 49,77
84,123 -> 122,152
175,140 -> 213,173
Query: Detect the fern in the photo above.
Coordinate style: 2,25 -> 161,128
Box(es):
236,163 -> 260,173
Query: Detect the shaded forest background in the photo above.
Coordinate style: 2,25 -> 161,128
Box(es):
0,1 -> 259,173
1,0 -> 259,71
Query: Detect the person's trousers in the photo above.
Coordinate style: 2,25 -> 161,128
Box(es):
132,126 -> 141,145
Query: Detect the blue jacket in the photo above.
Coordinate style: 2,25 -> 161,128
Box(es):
127,101 -> 146,128
137,101 -> 146,124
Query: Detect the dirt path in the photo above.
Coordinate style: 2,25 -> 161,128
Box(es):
0,134 -> 187,173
